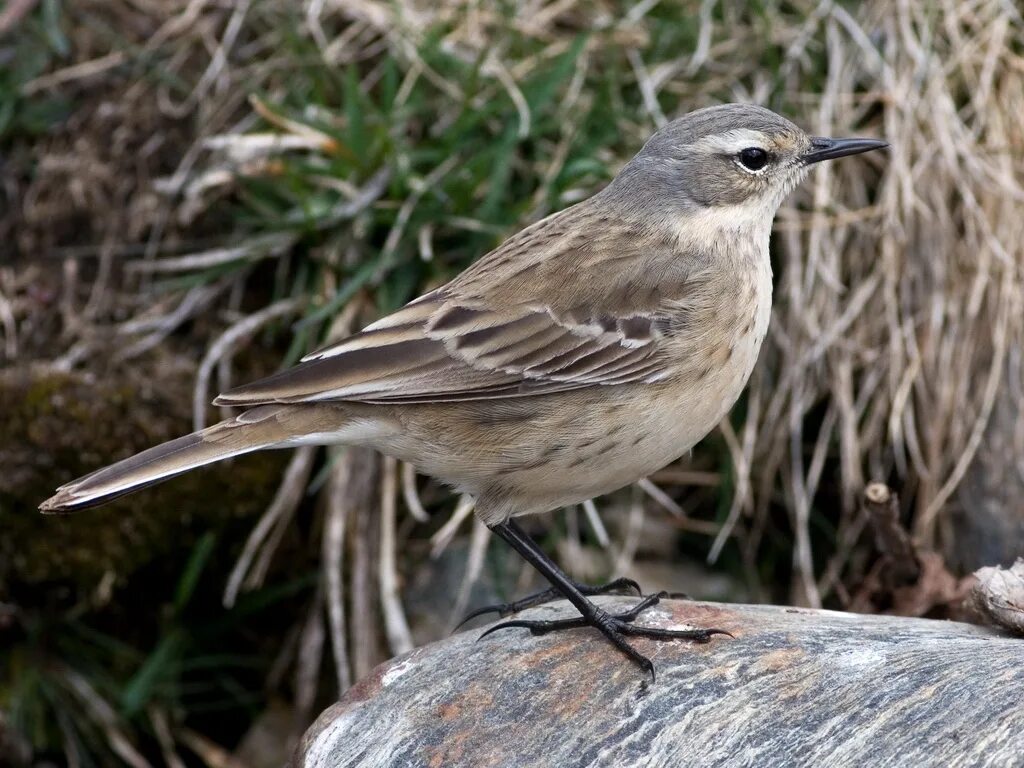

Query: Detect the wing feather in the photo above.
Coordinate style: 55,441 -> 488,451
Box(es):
214,295 -> 673,406
215,207 -> 694,408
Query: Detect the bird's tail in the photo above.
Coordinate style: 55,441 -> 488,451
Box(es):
39,404 -> 356,513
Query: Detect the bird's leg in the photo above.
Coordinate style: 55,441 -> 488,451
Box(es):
480,520 -> 729,679
455,572 -> 641,630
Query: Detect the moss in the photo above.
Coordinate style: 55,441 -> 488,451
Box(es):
0,368 -> 289,594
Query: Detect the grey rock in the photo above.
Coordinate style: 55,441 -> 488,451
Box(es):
295,597 -> 1023,768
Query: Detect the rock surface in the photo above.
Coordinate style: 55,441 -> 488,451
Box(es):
295,597 -> 1023,768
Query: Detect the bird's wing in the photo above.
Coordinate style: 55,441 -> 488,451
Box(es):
213,288 -> 675,406
215,205 -> 695,407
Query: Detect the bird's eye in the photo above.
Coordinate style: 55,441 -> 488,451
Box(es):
738,147 -> 769,171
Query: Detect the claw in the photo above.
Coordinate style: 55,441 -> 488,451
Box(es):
475,592 -> 730,679
477,619 -> 571,640
455,577 -> 644,632
454,605 -> 502,632
479,520 -> 731,681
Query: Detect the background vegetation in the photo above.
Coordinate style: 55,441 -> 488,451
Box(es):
2,0 -> 1022,764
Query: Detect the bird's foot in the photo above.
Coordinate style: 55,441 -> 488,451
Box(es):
480,591 -> 731,681
455,577 -> 641,630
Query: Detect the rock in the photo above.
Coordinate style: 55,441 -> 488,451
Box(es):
295,597 -> 1023,768
969,559 -> 1024,635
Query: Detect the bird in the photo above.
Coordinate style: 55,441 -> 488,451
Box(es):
41,103 -> 886,678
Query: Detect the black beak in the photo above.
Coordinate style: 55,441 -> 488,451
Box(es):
802,136 -> 888,165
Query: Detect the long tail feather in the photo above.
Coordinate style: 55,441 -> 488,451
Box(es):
39,409 -> 289,513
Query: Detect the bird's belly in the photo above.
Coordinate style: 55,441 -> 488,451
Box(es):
382,337 -> 763,523
378,281 -> 771,523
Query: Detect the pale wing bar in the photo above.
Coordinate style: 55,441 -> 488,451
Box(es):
215,298 -> 671,406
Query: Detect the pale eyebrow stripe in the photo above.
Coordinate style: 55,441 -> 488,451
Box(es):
695,128 -> 767,154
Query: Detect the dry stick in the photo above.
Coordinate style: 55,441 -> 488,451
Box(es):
816,367 -> 885,601
169,0 -> 251,119
147,706 -> 187,768
21,51 -> 128,94
564,505 -> 583,578
626,48 -> 667,129
321,18 -> 373,66
379,456 -> 414,656
115,286 -> 209,334
305,0 -> 330,51
378,156 -> 459,274
582,498 -> 610,549
430,495 -> 476,558
527,105 -> 582,219
401,462 -> 430,523
294,582 -> 327,727
350,464 -> 381,681
417,223 -> 435,262
50,705 -> 83,768
61,667 -> 151,768
447,518 -> 491,632
817,506 -> 869,606
248,96 -> 339,152
192,297 -> 301,430
177,728 -> 249,768
685,0 -> 717,75
324,446 -> 379,689
917,275 -> 1014,539
862,482 -> 920,585
126,232 -> 297,274
246,449 -> 318,591
82,234 -> 116,321
324,450 -> 353,693
59,257 -> 80,344
636,477 -> 685,518
116,282 -> 228,360
708,375 -> 761,564
0,0 -> 36,35
834,357 -> 866,506
789,375 -> 822,609
145,0 -> 211,46
486,57 -> 531,139
612,485 -> 646,577
0,286 -> 16,359
203,133 -> 330,163
223,446 -> 317,607
806,403 -> 839,515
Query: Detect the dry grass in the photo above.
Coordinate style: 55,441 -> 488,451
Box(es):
3,0 -> 1024,760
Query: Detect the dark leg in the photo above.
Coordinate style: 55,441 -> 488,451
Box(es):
480,520 -> 730,680
455,577 -> 642,630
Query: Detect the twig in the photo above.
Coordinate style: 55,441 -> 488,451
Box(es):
863,482 -> 919,585
126,233 -> 297,274
430,495 -> 475,558
636,477 -> 686,518
401,462 -> 430,523
193,297 -> 301,430
223,446 -> 317,607
582,499 -> 610,549
379,456 -> 414,655
447,518 -> 491,631
22,51 -> 128,94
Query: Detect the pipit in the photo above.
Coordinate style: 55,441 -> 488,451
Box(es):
42,104 -> 886,678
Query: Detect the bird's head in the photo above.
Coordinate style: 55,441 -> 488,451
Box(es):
607,103 -> 886,232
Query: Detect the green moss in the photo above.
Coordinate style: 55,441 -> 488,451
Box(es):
0,370 -> 289,592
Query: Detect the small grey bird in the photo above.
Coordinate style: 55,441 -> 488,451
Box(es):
41,104 -> 886,677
